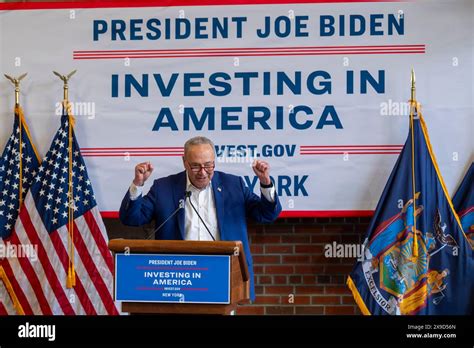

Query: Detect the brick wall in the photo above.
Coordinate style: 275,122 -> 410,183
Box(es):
237,217 -> 371,315
104,216 -> 371,315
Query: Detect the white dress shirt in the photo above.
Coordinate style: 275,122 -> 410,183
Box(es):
184,175 -> 220,241
129,174 -> 276,241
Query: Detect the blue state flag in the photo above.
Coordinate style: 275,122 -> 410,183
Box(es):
453,163 -> 473,249
347,106 -> 474,315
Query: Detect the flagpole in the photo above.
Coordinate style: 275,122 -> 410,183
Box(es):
4,73 -> 27,206
53,70 -> 77,288
409,68 -> 419,258
410,69 -> 416,105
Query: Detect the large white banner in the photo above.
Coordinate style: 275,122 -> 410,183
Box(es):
0,0 -> 472,217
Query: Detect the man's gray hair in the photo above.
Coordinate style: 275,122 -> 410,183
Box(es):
184,136 -> 215,157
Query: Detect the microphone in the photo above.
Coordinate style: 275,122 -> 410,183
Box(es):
185,190 -> 215,241
146,198 -> 185,240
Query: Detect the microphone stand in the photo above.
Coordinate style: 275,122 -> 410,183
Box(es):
146,199 -> 185,240
185,191 -> 215,241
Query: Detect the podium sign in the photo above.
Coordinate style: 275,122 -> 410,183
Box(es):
115,253 -> 231,304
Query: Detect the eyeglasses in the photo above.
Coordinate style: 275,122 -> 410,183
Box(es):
188,162 -> 215,173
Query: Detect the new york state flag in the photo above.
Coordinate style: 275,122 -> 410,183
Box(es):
347,106 -> 474,315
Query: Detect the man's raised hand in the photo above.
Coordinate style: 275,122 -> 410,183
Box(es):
252,160 -> 271,186
134,162 -> 154,186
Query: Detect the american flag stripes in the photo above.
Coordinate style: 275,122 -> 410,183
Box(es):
0,107 -> 41,314
1,106 -> 118,315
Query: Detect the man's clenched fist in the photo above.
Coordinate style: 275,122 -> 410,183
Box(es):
252,160 -> 271,186
134,162 -> 154,186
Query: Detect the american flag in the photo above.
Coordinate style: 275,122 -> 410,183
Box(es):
0,107 -> 41,314
0,107 -> 40,238
0,280 -> 15,315
1,107 -> 118,315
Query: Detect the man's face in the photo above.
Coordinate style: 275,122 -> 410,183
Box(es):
183,144 -> 215,189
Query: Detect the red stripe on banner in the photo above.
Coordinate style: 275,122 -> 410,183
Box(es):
279,210 -> 374,218
72,221 -> 118,315
82,153 -> 182,157
48,231 -> 97,315
81,147 -> 183,151
300,144 -> 404,155
300,149 -> 401,151
19,210 -> 76,315
74,49 -> 424,58
136,287 -> 164,291
136,266 -> 209,271
1,261 -> 34,315
0,0 -> 410,11
101,210 -> 375,218
74,51 -> 424,60
300,152 -> 400,155
80,150 -> 184,156
7,231 -> 52,315
74,45 -> 425,54
83,210 -> 114,274
0,301 -> 7,315
81,50 -> 422,56
301,145 -> 404,148
73,48 -> 424,56
81,150 -> 183,154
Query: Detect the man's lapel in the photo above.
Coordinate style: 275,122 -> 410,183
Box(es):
212,171 -> 225,240
172,171 -> 187,240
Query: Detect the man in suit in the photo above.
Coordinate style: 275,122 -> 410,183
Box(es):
119,136 -> 282,301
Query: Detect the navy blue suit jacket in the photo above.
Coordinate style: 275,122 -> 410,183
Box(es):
119,170 -> 282,300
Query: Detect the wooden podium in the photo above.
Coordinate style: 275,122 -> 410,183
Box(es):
108,239 -> 250,315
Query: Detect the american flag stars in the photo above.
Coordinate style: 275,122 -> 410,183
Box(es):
30,119 -> 95,233
0,117 -> 40,239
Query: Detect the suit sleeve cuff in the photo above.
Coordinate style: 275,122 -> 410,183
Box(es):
129,182 -> 143,201
260,185 -> 275,203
